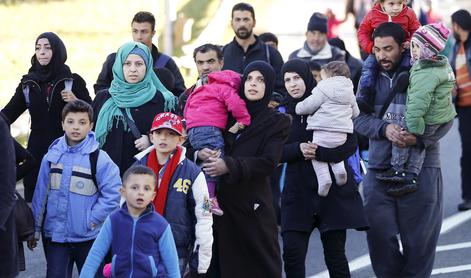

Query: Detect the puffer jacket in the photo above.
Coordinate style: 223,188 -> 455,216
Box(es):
32,132 -> 121,243
296,76 -> 359,133
406,55 -> 457,134
184,70 -> 250,130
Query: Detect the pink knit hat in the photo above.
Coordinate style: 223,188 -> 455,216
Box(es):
411,22 -> 450,61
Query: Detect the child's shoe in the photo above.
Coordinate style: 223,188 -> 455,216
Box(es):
387,173 -> 418,197
376,168 -> 407,182
210,197 -> 224,216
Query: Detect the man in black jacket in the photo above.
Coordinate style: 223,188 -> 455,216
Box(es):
222,3 -> 285,94
94,11 -> 186,96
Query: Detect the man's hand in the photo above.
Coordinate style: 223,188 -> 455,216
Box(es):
300,142 -> 317,160
400,130 -> 417,146
202,157 -> 229,177
385,124 -> 405,147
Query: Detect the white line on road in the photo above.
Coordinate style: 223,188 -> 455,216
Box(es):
431,264 -> 471,275
308,210 -> 471,278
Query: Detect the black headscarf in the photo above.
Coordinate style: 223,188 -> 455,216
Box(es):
281,59 -> 317,114
240,61 -> 275,118
22,32 -> 71,83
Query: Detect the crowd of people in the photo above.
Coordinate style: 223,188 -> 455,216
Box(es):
1,1 -> 471,278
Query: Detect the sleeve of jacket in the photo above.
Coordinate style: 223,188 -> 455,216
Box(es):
90,151 -> 121,226
1,83 -> 28,125
223,89 -> 251,126
72,73 -> 92,104
79,216 -> 113,278
406,8 -> 422,42
94,53 -> 115,95
191,172 -> 213,273
354,89 -> 389,139
295,88 -> 324,115
32,156 -> 51,236
357,11 -> 375,54
281,141 -> 303,163
352,95 -> 360,118
315,133 -> 357,163
0,120 -> 15,231
14,140 -> 36,182
165,58 -> 186,96
223,114 -> 291,185
158,225 -> 181,278
270,46 -> 287,94
405,71 -> 438,135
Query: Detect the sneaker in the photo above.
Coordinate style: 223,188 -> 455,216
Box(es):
376,168 -> 407,182
210,198 -> 224,216
458,200 -> 471,211
386,174 -> 418,197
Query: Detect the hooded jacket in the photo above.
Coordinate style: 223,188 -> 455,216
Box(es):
296,76 -> 359,133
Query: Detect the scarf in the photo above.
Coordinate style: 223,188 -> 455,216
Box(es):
281,59 -> 317,114
147,146 -> 182,215
95,42 -> 177,146
22,32 -> 71,83
240,61 -> 275,118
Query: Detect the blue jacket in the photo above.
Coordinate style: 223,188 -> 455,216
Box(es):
32,131 -> 121,242
134,147 -> 213,273
449,37 -> 471,77
80,204 -> 180,278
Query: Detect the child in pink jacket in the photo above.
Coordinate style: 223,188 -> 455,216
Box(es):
184,70 -> 251,215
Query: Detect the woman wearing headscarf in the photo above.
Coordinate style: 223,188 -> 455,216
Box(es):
280,59 -> 368,278
1,32 -> 91,202
202,61 -> 291,278
93,42 -> 177,174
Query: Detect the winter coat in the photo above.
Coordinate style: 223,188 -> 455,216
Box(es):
94,44 -> 186,96
134,147 -> 213,274
184,70 -> 251,130
222,36 -> 285,93
288,43 -> 345,65
358,4 -> 421,54
280,96 -> 367,234
450,37 -> 471,76
296,76 -> 359,133
406,56 -> 457,135
213,108 -> 290,278
0,112 -> 18,278
92,89 -> 165,175
32,132 -> 121,243
80,204 -> 180,278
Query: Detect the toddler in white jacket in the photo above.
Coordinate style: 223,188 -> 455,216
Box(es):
296,61 -> 359,196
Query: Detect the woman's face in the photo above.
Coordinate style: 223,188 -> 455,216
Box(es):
244,70 -> 266,101
284,72 -> 307,99
35,38 -> 53,66
123,54 -> 147,84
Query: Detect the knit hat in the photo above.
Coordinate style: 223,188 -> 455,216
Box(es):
411,22 -> 450,61
307,12 -> 328,33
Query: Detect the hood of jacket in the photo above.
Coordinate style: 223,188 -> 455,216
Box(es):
316,76 -> 354,104
45,131 -> 99,164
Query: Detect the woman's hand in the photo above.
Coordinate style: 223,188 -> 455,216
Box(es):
134,135 -> 151,151
61,90 -> 78,102
197,148 -> 221,161
300,142 -> 317,160
202,157 -> 229,177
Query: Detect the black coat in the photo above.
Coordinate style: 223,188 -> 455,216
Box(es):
280,99 -> 368,234
213,108 -> 290,278
1,73 -> 91,201
0,112 -> 19,278
92,90 -> 165,175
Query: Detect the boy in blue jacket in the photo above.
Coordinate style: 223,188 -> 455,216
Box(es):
80,165 -> 180,278
29,100 -> 121,277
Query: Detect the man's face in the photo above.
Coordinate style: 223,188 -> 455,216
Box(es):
373,36 -> 404,72
131,22 -> 155,48
195,50 -> 223,78
231,10 -> 255,40
305,30 -> 327,52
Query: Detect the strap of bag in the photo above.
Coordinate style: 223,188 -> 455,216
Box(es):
155,54 -> 171,68
378,71 -> 410,119
22,85 -> 30,109
119,107 -> 142,139
89,149 -> 100,188
265,44 -> 271,65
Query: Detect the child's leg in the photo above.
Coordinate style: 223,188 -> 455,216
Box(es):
45,239 -> 74,278
329,161 -> 347,186
207,181 -> 216,199
359,54 -> 378,90
312,159 -> 333,197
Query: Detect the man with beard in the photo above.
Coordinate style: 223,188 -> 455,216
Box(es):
450,9 -> 471,211
222,2 -> 285,94
354,22 -> 443,277
289,12 -> 345,65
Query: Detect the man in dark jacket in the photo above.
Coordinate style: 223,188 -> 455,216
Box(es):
222,3 -> 285,93
354,23 -> 443,277
94,11 -> 186,96
450,9 -> 471,211
289,12 -> 345,65
0,112 -> 18,278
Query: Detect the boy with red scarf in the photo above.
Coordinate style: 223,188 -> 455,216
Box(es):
133,112 -> 213,276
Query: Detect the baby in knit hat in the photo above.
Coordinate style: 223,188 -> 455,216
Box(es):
376,23 -> 457,197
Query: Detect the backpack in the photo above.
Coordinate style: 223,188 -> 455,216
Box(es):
22,79 -> 73,109
347,148 -> 363,184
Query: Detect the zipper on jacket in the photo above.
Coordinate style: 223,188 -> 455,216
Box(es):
49,78 -> 72,111
130,218 -> 137,277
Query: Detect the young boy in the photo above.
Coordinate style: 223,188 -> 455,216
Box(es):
80,165 -> 180,278
134,112 -> 213,275
29,100 -> 121,277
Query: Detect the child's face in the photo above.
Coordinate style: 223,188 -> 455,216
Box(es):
61,112 -> 93,146
149,128 -> 184,156
381,0 -> 404,16
121,174 -> 156,216
311,70 -> 322,83
410,41 -> 421,60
